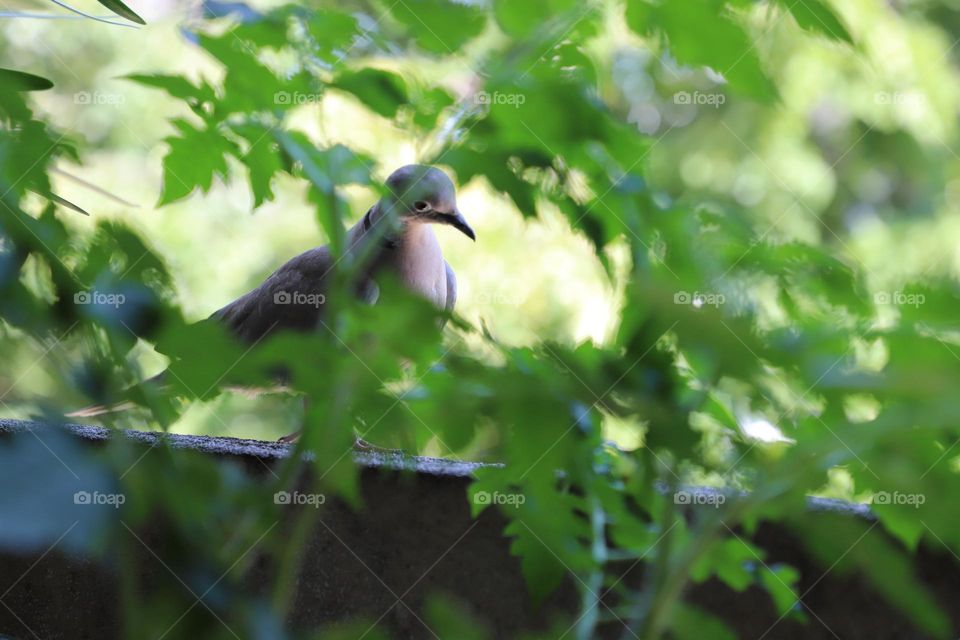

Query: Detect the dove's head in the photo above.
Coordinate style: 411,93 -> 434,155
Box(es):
380,164 -> 475,240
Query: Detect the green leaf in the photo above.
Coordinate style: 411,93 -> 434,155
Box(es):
872,502 -> 925,551
332,68 -> 409,118
96,0 -> 145,24
625,0 -> 776,101
423,594 -> 490,640
0,68 -> 54,91
505,510 -> 573,605
777,0 -> 853,43
280,134 -> 373,190
275,132 -> 373,252
125,74 -> 215,104
306,8 -> 361,62
198,33 -> 316,116
701,391 -> 740,432
388,0 -> 486,54
670,604 -> 737,640
493,0 -> 576,38
158,119 -> 236,206
442,148 -> 539,215
0,120 -> 73,198
46,192 -> 89,216
759,564 -> 801,616
232,9 -> 292,49
409,86 -> 455,131
691,537 -> 760,591
230,123 -> 283,208
796,516 -> 950,638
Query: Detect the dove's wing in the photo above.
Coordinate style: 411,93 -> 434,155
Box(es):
444,260 -> 457,314
212,246 -> 341,343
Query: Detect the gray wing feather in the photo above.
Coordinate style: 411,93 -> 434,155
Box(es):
444,260 -> 457,314
211,246 -> 336,344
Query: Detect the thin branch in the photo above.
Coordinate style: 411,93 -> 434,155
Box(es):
0,11 -> 124,21
52,167 -> 140,208
45,0 -> 139,28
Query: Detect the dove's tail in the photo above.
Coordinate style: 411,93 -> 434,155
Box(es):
65,371 -> 168,419
65,400 -> 139,418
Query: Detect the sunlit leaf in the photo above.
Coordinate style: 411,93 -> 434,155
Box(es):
626,0 -> 776,101
388,0 -> 486,54
158,119 -> 236,205
332,68 -> 409,118
777,0 -> 853,43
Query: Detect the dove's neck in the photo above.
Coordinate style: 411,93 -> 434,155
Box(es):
359,203 -> 428,250
353,203 -> 446,307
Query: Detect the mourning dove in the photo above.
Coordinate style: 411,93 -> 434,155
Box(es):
212,164 -> 474,343
68,165 -> 475,441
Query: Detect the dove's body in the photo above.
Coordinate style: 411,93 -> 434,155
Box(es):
66,165 -> 474,424
213,206 -> 456,343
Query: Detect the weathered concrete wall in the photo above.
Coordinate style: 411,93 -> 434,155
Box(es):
0,420 -> 958,639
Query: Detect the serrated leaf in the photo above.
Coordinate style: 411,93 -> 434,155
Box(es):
873,503 -> 925,551
158,120 -> 236,206
332,68 -> 409,118
493,0 -> 576,38
691,537 -> 760,591
388,0 -> 486,54
275,132 -> 373,252
778,0 -> 852,43
230,123 -> 282,208
410,86 -> 455,131
670,604 -> 737,640
306,9 -> 360,62
232,9 -> 291,49
759,564 -> 801,616
198,34 -> 318,116
625,0 -> 776,101
125,74 -> 215,104
505,518 -> 569,605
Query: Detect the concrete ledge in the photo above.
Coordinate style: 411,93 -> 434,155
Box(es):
0,421 -> 958,639
0,419 -> 496,478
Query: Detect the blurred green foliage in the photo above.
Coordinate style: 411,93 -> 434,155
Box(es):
2,0 -> 960,637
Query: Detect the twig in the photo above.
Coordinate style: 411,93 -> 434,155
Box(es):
0,11 -> 124,20
52,167 -> 140,208
46,0 -> 139,28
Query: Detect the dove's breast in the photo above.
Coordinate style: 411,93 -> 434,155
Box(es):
383,224 -> 448,310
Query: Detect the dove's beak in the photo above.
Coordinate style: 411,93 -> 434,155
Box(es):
449,209 -> 476,241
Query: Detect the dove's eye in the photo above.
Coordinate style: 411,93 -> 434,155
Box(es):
413,200 -> 431,212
